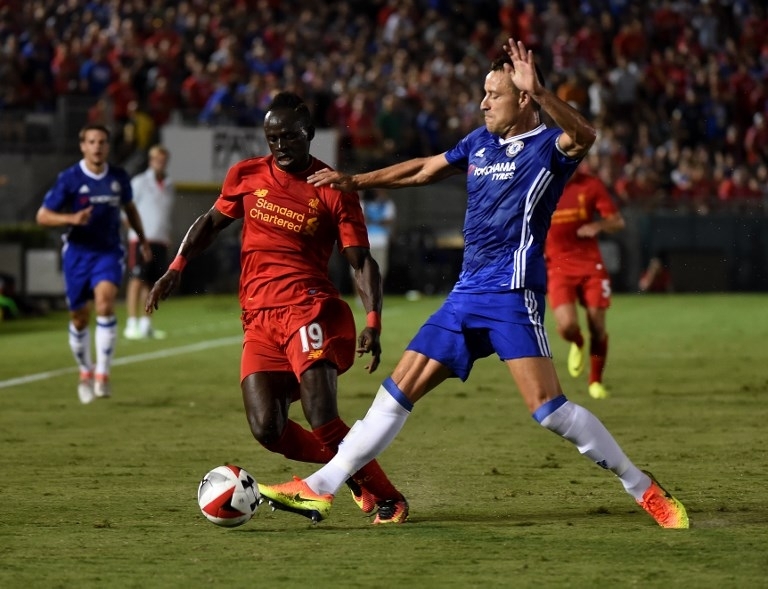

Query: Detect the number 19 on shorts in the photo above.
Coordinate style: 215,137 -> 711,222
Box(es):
299,323 -> 324,352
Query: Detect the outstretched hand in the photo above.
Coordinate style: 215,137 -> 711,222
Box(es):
307,168 -> 357,191
145,270 -> 181,314
502,37 -> 542,96
356,327 -> 382,374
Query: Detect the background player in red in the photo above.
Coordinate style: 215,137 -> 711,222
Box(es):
145,92 -> 407,523
545,156 -> 625,400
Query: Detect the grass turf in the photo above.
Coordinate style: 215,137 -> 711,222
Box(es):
1,293 -> 767,588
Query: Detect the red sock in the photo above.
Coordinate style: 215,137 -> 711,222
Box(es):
589,334 -> 608,384
261,419 -> 333,463
313,417 -> 401,501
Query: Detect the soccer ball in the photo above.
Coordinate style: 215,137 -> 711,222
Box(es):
197,464 -> 260,527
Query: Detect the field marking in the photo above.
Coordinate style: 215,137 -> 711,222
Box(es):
0,303 -> 413,390
0,336 -> 242,390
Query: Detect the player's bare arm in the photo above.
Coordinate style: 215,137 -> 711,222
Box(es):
576,212 -> 626,238
146,206 -> 234,312
344,245 -> 382,374
503,37 -> 596,159
123,201 -> 152,263
36,205 -> 93,227
308,154 -> 462,191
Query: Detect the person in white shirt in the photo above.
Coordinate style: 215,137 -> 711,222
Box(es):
124,145 -> 175,339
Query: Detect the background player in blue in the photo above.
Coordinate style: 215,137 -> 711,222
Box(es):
36,124 -> 151,404
258,38 -> 689,528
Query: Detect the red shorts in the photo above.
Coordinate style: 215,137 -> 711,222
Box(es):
547,265 -> 612,310
240,297 -> 357,383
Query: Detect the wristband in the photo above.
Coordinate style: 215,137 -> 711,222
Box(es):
169,255 -> 187,273
366,311 -> 381,333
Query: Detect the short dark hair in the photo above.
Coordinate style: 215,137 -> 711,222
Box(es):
79,124 -> 111,142
266,91 -> 313,127
489,55 -> 545,111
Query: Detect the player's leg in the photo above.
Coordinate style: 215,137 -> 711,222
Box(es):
124,241 -> 142,339
92,279 -> 119,398
505,358 -> 687,527
124,276 -> 143,338
291,297 -> 406,519
137,244 -> 168,338
585,306 -> 609,399
494,289 -> 687,527
300,297 -> 465,500
548,276 -> 584,378
299,361 -> 407,518
259,351 -> 451,522
63,247 -> 95,403
88,250 -> 123,397
583,273 -> 612,399
240,313 -> 336,463
70,304 -> 96,404
241,371 -> 335,463
258,298 -> 466,522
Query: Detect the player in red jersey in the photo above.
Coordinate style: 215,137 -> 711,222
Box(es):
146,92 -> 407,523
545,157 -> 625,400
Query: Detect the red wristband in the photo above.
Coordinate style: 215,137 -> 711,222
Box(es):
169,255 -> 187,273
366,311 -> 381,333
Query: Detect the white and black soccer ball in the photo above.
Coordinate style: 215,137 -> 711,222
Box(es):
197,465 -> 260,527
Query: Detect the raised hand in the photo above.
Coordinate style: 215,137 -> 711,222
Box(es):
502,37 -> 542,96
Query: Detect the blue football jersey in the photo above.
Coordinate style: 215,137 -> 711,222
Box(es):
445,124 -> 581,294
42,160 -> 133,250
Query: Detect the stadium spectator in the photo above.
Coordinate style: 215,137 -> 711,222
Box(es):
0,0 -> 766,213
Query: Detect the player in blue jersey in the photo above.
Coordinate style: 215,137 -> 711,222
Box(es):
36,124 -> 151,404
257,39 -> 689,528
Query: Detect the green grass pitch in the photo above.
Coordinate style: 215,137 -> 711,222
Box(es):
1,293 -> 767,588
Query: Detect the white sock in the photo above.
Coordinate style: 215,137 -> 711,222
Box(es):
126,317 -> 138,331
68,322 -> 92,374
305,380 -> 412,496
138,315 -> 151,334
537,397 -> 651,501
95,315 -> 117,377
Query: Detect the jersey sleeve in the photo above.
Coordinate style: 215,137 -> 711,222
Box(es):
593,178 -> 620,217
41,171 -> 71,211
549,128 -> 582,173
333,189 -> 369,250
444,131 -> 474,170
214,163 -> 246,219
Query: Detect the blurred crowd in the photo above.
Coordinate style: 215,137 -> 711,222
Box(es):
1,0 -> 767,213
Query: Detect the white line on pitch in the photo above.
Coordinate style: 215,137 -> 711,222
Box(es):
0,302 -> 413,390
0,336 -> 242,390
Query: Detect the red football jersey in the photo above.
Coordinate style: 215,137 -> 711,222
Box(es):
215,155 -> 369,310
545,172 -> 618,272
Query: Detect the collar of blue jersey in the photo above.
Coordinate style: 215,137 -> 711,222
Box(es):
497,123 -> 547,144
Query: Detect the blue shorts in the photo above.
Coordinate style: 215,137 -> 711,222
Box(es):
407,289 -> 552,381
62,243 -> 125,311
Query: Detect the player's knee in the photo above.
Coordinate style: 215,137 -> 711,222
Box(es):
558,322 -> 579,340
246,412 -> 282,446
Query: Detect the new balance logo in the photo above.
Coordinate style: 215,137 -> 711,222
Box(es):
78,185 -> 90,193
